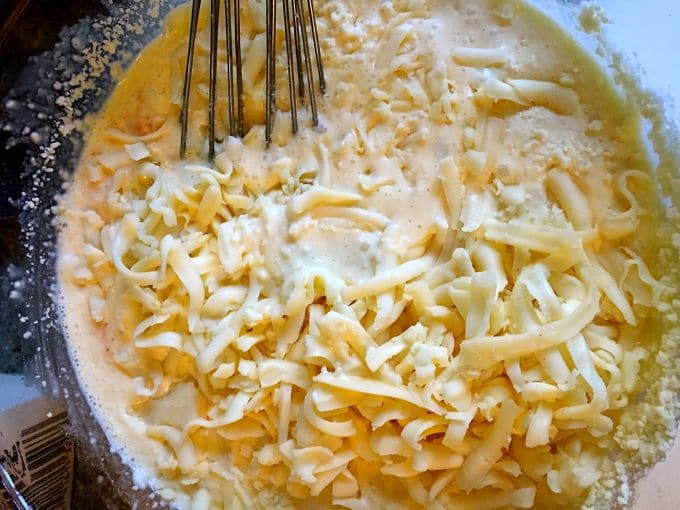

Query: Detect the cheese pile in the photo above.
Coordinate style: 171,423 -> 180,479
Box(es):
59,0 -> 671,508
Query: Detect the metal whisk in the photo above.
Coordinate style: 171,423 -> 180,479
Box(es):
179,0 -> 326,158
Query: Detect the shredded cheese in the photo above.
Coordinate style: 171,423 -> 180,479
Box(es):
57,0 -> 674,508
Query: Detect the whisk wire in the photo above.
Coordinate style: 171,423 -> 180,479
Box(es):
233,0 -> 245,137
291,0 -> 305,101
282,0 -> 298,134
179,0 -> 202,158
294,0 -> 318,126
180,0 -> 324,157
265,0 -> 276,144
225,0 -> 236,136
208,0 -> 219,158
306,0 -> 325,94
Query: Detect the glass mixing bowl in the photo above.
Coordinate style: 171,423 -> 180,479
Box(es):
1,0 -> 678,508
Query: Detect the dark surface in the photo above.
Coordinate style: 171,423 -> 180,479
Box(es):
1,1 -> 110,508
0,0 -> 107,372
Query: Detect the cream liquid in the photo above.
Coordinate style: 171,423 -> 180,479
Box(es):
58,0 -> 665,508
